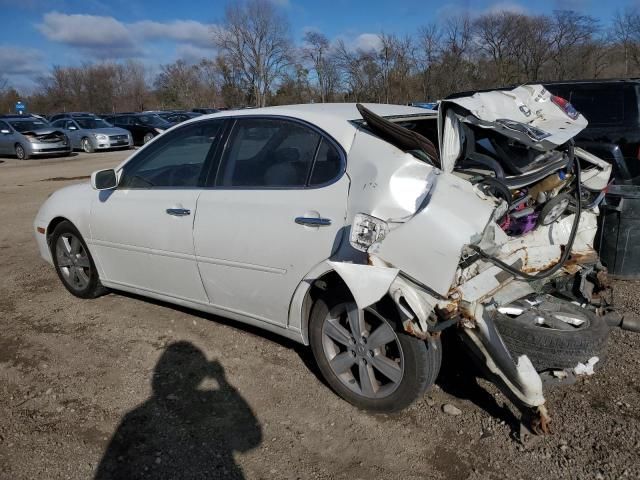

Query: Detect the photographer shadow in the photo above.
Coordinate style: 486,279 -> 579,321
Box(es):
95,341 -> 262,480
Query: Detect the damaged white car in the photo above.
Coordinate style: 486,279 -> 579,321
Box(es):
34,86 -> 636,431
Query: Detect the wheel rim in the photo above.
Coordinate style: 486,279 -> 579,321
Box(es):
143,134 -> 153,143
16,145 -> 24,159
82,138 -> 91,152
321,302 -> 404,399
55,233 -> 91,291
499,298 -> 591,331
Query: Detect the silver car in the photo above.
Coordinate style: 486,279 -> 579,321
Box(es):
50,117 -> 133,153
0,115 -> 71,160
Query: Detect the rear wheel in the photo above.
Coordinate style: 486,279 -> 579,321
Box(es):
310,294 -> 441,412
50,221 -> 108,299
15,143 -> 28,160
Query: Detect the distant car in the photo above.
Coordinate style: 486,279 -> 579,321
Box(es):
49,112 -> 97,123
192,108 -> 219,115
408,102 -> 438,110
103,113 -> 172,145
162,111 -> 203,123
50,116 -> 132,153
0,114 -> 71,160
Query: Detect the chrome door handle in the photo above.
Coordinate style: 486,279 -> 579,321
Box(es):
166,208 -> 191,216
295,216 -> 332,227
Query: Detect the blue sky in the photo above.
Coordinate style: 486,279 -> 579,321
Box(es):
0,0 -> 635,91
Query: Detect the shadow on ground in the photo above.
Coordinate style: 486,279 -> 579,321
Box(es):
94,341 -> 262,480
435,331 -> 521,435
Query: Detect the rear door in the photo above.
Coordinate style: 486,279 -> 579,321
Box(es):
193,117 -> 349,326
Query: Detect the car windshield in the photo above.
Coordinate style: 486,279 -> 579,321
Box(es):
136,114 -> 171,128
75,117 -> 113,129
8,119 -> 50,132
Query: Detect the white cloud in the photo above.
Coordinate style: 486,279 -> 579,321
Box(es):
38,11 -> 135,49
0,45 -> 44,75
36,11 -> 216,59
353,33 -> 382,52
175,44 -> 214,64
485,2 -> 527,14
132,20 -> 215,49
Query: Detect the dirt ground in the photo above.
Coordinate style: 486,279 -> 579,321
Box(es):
0,150 -> 639,480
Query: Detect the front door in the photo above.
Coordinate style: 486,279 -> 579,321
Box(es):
193,117 -> 349,326
89,119 -> 224,303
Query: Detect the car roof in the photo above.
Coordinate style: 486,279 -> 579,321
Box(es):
196,103 -> 432,152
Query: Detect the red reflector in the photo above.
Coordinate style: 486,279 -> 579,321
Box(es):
36,227 -> 46,234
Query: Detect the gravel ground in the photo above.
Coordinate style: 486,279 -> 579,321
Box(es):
0,151 -> 639,480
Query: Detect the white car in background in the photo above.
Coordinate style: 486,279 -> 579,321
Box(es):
34,88 -> 626,430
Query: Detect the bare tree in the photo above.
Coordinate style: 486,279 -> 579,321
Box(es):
213,0 -> 291,107
302,31 -> 337,103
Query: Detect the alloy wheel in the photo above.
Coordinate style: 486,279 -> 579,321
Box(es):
82,138 -> 91,153
55,233 -> 91,291
321,302 -> 404,399
15,144 -> 25,160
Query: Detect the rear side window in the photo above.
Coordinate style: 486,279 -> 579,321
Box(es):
218,118 -> 325,188
309,138 -> 342,185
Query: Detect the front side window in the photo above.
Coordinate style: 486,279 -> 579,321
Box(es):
120,120 -> 222,189
218,118 -> 341,188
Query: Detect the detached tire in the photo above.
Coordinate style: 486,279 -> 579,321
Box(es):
309,293 -> 441,412
50,220 -> 108,299
494,295 -> 609,372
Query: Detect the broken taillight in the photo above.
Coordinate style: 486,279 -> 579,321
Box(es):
350,214 -> 389,252
551,95 -> 579,120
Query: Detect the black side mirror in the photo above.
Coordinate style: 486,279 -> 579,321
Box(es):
91,169 -> 118,190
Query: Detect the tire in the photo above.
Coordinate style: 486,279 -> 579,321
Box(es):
81,137 -> 94,153
143,133 -> 154,144
50,221 -> 108,299
15,143 -> 29,160
494,295 -> 609,372
309,293 -> 442,412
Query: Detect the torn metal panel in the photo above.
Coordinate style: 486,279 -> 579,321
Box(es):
328,261 -> 399,310
372,171 -> 496,296
441,85 -> 588,153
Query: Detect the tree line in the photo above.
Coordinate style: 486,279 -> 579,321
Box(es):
3,1 -> 640,115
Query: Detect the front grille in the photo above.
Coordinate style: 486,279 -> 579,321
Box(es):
109,134 -> 128,141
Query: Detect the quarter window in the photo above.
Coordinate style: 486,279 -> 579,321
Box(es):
218,118 -> 341,188
119,120 -> 222,189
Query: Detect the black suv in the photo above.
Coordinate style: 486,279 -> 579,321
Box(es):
103,113 -> 172,145
544,79 -> 640,183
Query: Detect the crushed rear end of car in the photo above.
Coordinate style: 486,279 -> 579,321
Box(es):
330,85 -> 636,432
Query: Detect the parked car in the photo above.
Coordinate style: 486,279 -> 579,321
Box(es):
50,116 -> 132,153
49,112 -> 97,123
192,108 -> 219,114
0,114 -> 71,160
162,111 -> 202,124
543,79 -> 640,183
34,90 -> 636,428
103,113 -> 172,145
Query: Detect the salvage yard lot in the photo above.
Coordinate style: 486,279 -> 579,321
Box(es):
1,151 -> 639,479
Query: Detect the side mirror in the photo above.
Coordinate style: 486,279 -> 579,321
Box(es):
68,126 -> 77,130
0,129 -> 10,134
91,169 -> 118,191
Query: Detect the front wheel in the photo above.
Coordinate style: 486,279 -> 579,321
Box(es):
50,221 -> 108,299
143,133 -> 154,144
15,143 -> 29,160
81,137 -> 94,153
310,296 -> 441,412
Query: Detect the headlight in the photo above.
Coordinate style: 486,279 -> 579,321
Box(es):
93,133 -> 108,141
154,128 -> 165,134
350,213 -> 388,252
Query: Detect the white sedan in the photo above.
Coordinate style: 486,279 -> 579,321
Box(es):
34,91 -> 617,423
